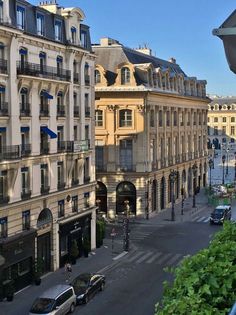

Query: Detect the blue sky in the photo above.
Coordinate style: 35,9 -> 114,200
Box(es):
31,0 -> 236,96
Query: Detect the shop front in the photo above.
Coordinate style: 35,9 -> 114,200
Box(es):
0,229 -> 36,298
59,214 -> 91,267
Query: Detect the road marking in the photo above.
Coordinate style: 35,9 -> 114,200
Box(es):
203,217 -> 210,223
196,216 -> 206,222
146,252 -> 162,264
165,253 -> 182,266
157,253 -> 172,265
113,251 -> 129,261
126,251 -> 145,262
136,251 -> 154,264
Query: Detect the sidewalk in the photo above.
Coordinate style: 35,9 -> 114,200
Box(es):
0,189 -> 211,315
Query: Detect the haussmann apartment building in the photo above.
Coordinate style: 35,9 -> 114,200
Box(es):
93,38 -> 209,220
0,0 -> 96,294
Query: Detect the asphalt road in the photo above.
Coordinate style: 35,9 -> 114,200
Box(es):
73,217 -> 221,315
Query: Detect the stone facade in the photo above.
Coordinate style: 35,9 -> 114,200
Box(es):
93,38 -> 209,219
0,0 -> 96,294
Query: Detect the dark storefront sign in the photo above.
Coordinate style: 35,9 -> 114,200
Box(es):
0,229 -> 36,298
59,214 -> 91,267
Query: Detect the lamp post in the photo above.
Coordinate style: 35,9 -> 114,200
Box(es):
226,147 -> 229,176
181,186 -> 185,215
208,158 -> 214,190
170,170 -> 177,221
212,144 -> 215,169
123,200 -> 130,251
222,155 -> 226,185
234,152 -> 236,183
192,163 -> 198,208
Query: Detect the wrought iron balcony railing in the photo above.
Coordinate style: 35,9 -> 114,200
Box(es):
40,142 -> 50,155
85,107 -> 91,117
84,176 -> 90,184
0,102 -> 8,116
85,75 -> 90,86
74,106 -> 80,117
21,189 -> 31,200
71,179 -> 79,186
20,103 -> 31,116
21,144 -> 31,157
57,182 -> 66,190
41,185 -> 50,195
17,61 -> 71,82
57,105 -> 66,117
0,145 -> 21,161
0,59 -> 7,74
73,73 -> 79,84
0,195 -> 9,205
39,104 -> 49,117
116,165 -> 136,172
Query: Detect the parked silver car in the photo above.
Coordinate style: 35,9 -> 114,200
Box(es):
29,284 -> 76,315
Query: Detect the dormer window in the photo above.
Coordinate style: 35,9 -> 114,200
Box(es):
71,27 -> 76,44
37,13 -> 44,36
121,67 -> 130,85
95,70 -> 101,84
55,20 -> 62,41
17,6 -> 25,30
80,30 -> 87,48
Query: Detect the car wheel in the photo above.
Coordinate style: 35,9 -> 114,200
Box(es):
100,282 -> 105,291
84,294 -> 89,304
69,303 -> 75,313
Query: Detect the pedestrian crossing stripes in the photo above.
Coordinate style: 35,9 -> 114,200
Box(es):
125,250 -> 183,266
191,216 -> 210,223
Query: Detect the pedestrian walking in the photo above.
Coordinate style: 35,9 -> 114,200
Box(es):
64,262 -> 72,282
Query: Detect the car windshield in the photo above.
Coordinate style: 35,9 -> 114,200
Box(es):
214,209 -> 224,215
72,278 -> 88,288
30,298 -> 55,314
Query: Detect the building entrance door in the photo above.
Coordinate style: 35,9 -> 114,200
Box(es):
37,232 -> 51,274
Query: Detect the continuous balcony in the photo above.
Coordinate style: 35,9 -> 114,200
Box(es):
0,102 -> 8,116
20,103 -> 31,117
0,145 -> 21,161
41,185 -> 50,195
40,142 -> 50,155
0,59 -> 7,74
117,165 -> 136,172
57,140 -> 89,153
71,179 -> 79,186
84,176 -> 90,184
17,62 -> 71,82
57,105 -> 66,117
0,195 -> 9,205
57,182 -> 66,190
21,144 -> 31,157
21,188 -> 31,200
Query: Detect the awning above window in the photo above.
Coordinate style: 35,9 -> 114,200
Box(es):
0,86 -> 5,92
21,126 -> 29,132
19,48 -> 27,55
42,91 -> 53,99
40,126 -> 57,139
57,56 -> 63,62
0,127 -> 6,132
39,52 -> 46,58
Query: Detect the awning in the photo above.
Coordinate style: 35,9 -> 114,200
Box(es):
71,27 -> 76,33
41,126 -> 57,139
0,86 -> 5,92
42,91 -> 53,99
57,56 -> 63,62
21,126 -> 29,132
0,127 -> 6,132
19,48 -> 27,55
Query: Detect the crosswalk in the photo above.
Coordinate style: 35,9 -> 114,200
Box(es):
129,230 -> 154,241
124,250 -> 184,266
191,216 -> 210,223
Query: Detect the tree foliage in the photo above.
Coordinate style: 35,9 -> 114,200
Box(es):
155,222 -> 236,315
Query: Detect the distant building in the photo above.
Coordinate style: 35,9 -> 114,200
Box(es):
93,38 -> 209,219
0,0 -> 96,294
208,96 -> 236,152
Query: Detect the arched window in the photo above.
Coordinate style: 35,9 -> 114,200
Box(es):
71,27 -> 77,44
121,67 -> 130,84
119,109 -> 132,127
95,69 -> 101,84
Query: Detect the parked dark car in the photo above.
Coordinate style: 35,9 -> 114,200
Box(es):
70,273 -> 105,304
210,205 -> 231,225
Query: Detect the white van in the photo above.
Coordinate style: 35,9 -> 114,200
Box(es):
29,284 -> 76,315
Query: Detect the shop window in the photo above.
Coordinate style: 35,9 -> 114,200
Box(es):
60,235 -> 68,256
18,258 -> 30,276
22,210 -> 30,230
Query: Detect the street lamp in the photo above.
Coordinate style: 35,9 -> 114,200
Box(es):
226,147 -> 229,176
192,163 -> 198,208
208,158 -> 214,190
123,200 -> 130,251
181,186 -> 185,215
212,144 -> 215,169
234,152 -> 236,183
222,155 -> 226,185
170,170 -> 177,221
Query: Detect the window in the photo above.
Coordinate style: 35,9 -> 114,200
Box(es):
58,200 -> 65,217
55,20 -> 62,41
57,162 -> 64,189
95,110 -> 103,127
207,117 -> 210,122
84,192 -> 90,208
95,140 -> 104,171
71,27 -> 76,44
39,51 -> 46,73
57,56 -> 63,76
119,109 -> 132,127
0,1 -> 3,22
17,6 -> 25,29
80,30 -> 87,48
18,258 -> 31,276
21,167 -> 30,196
120,139 -> 133,170
166,111 -> 170,126
121,67 -> 130,84
213,127 -> 218,135
19,47 -> 27,68
95,70 -> 101,84
231,117 -> 235,122
0,42 -> 4,59
20,87 -> 29,114
0,217 -> 7,238
222,117 -> 227,123
159,110 -> 163,127
84,157 -> 90,181
37,13 -> 44,36
222,126 -> 226,135
72,196 -> 78,212
22,210 -> 30,230
214,117 -> 218,123
231,126 -> 235,135
150,109 -> 155,127
0,85 -> 6,114
40,164 -> 49,192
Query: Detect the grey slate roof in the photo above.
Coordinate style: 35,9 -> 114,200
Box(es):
93,43 -> 186,86
210,97 -> 236,105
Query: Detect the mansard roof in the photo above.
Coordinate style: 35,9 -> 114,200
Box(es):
210,97 -> 236,105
